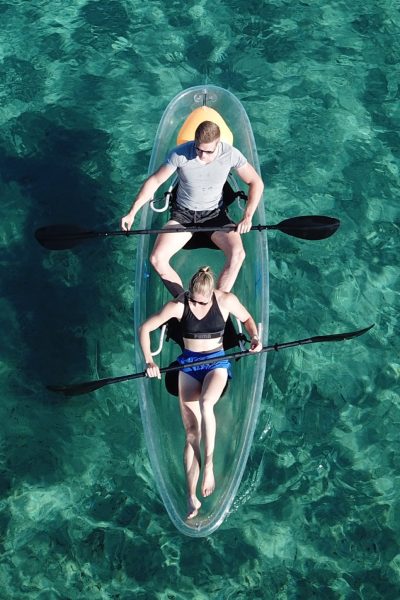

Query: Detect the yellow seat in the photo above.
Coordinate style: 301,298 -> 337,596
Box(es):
177,106 -> 233,145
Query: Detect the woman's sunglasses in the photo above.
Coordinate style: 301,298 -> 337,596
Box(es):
188,295 -> 210,306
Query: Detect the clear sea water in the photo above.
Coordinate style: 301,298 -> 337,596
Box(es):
1,0 -> 399,598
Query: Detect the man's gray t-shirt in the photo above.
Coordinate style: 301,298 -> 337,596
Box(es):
165,141 -> 247,211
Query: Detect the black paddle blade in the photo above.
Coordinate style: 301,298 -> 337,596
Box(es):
277,216 -> 340,240
47,380 -> 107,397
35,225 -> 88,250
312,323 -> 374,343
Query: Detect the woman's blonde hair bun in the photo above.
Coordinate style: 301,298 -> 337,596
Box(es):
189,266 -> 215,295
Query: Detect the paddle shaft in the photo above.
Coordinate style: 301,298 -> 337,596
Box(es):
35,216 -> 340,250
116,326 -> 373,381
47,223 -> 274,241
47,325 -> 374,396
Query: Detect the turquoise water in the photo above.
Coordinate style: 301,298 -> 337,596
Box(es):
1,0 -> 399,597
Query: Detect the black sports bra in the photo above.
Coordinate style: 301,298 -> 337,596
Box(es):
181,292 -> 225,339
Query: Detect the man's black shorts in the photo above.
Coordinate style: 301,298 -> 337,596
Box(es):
170,204 -> 235,230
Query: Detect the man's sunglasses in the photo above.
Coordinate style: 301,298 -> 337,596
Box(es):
195,145 -> 217,155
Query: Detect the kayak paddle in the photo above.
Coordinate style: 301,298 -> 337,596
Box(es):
35,216 -> 340,251
47,324 -> 374,397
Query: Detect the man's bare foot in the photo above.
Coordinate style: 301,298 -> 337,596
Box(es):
202,463 -> 215,497
186,496 -> 202,520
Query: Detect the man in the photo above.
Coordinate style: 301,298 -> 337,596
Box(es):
121,121 -> 264,293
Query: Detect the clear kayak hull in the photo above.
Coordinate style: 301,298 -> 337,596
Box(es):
134,85 -> 269,537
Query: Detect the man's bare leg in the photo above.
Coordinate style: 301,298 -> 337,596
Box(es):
150,221 -> 192,293
199,369 -> 228,497
210,230 -> 245,292
179,372 -> 203,519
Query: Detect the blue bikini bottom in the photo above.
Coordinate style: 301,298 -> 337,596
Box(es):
177,348 -> 232,383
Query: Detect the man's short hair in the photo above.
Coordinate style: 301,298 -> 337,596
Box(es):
195,121 -> 220,144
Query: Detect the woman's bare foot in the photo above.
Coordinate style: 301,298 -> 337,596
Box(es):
202,463 -> 215,497
186,496 -> 202,519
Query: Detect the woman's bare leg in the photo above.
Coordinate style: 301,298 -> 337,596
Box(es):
199,369 -> 228,497
179,372 -> 203,519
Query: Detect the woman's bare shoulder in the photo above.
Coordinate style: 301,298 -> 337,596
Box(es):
166,295 -> 185,318
215,289 -> 236,303
215,290 -> 239,312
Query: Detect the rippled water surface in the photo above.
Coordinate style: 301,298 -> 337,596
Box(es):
1,0 -> 399,598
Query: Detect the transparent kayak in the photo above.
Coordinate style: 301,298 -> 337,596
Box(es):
133,85 -> 269,537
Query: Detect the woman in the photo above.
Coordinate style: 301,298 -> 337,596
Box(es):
139,266 -> 262,519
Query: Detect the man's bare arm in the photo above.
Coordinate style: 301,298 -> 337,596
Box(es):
121,163 -> 175,231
